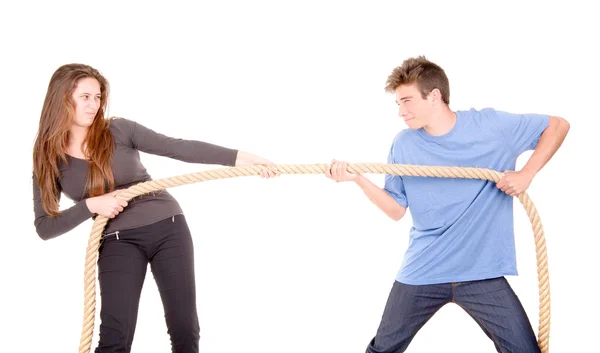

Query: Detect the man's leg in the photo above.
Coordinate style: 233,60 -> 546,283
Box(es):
453,277 -> 541,353
366,281 -> 451,353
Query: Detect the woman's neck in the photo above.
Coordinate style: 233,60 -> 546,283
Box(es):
67,125 -> 89,158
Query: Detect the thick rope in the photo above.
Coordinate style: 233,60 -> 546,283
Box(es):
78,163 -> 551,353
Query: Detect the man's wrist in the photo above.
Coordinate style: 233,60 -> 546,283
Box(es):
520,166 -> 537,179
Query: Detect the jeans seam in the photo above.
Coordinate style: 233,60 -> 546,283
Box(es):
124,255 -> 134,348
451,283 -> 456,302
455,302 -> 505,353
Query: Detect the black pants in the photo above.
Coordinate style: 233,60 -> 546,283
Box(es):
95,214 -> 199,353
366,278 -> 540,353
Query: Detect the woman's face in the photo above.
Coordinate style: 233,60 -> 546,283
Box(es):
71,77 -> 101,128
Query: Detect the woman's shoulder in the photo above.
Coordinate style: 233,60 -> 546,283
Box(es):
107,117 -> 136,143
108,116 -> 134,128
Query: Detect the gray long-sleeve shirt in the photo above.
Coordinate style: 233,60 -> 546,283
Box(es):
32,117 -> 238,240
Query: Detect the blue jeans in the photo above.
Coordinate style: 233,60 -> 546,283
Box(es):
366,277 -> 540,353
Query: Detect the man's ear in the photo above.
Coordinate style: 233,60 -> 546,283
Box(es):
428,88 -> 442,104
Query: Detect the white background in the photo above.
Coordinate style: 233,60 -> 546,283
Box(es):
1,1 -> 597,352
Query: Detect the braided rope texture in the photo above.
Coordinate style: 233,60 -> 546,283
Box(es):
78,163 -> 551,353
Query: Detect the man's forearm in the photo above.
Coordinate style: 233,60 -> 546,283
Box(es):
522,116 -> 570,177
354,175 -> 406,221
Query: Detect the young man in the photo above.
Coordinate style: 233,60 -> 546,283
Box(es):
325,56 -> 569,353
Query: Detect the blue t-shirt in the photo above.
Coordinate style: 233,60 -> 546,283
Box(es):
384,108 -> 550,285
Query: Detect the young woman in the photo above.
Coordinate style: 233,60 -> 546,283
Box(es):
32,63 -> 276,353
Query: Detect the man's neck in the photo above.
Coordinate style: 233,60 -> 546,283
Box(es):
423,107 -> 456,136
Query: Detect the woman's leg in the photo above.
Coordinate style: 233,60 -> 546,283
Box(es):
149,215 -> 200,353
95,236 -> 148,353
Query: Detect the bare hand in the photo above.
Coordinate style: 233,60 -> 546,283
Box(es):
496,170 -> 534,196
86,190 -> 129,218
325,159 -> 358,182
235,151 -> 278,179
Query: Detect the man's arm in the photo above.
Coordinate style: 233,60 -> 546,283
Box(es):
354,175 -> 407,221
325,160 -> 407,221
496,116 -> 570,196
521,116 -> 570,176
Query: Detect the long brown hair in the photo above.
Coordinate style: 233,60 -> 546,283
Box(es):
33,64 -> 115,216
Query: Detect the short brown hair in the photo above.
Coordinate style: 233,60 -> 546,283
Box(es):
385,56 -> 450,104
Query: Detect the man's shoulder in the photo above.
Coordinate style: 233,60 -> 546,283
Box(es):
457,107 -> 499,119
391,128 -> 417,145
456,107 -> 506,132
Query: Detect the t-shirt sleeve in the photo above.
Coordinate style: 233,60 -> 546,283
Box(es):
112,118 -> 239,166
383,142 -> 408,208
32,173 -> 94,240
490,109 -> 550,156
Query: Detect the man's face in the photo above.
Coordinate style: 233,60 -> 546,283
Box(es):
394,83 -> 433,130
